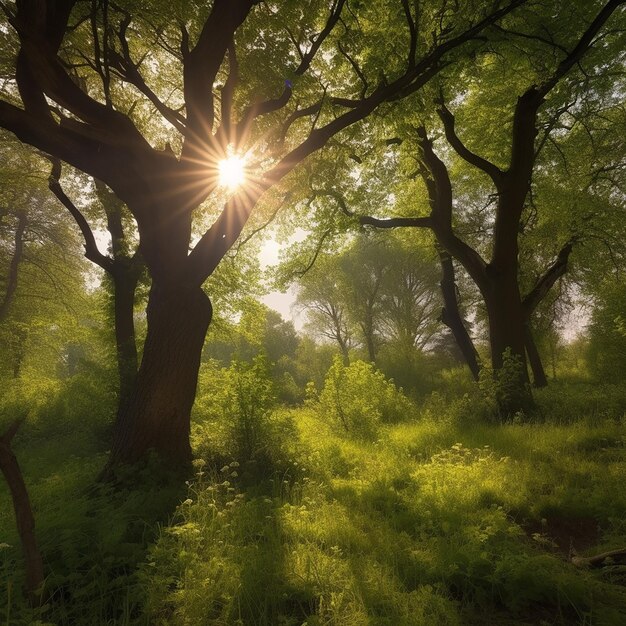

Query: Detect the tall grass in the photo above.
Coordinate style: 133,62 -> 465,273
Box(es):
2,369 -> 626,625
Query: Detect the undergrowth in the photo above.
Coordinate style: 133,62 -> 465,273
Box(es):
1,368 -> 626,625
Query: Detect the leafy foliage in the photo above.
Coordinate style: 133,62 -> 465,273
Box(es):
318,357 -> 416,438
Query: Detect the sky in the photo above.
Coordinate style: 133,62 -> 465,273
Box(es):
258,235 -> 304,330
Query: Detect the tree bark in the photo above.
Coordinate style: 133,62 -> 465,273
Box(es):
484,274 -> 534,415
524,324 -> 548,388
0,210 -> 27,323
11,326 -> 27,379
438,250 -> 481,380
361,320 -> 377,363
0,420 -> 45,607
106,283 -> 212,470
110,265 -> 141,414
337,336 -> 350,366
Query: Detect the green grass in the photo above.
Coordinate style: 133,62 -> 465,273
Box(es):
2,381 -> 626,625
142,402 -> 626,625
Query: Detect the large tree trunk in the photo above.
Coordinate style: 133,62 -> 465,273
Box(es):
524,324 -> 548,388
106,283 -> 212,470
484,275 -> 534,416
438,250 -> 481,380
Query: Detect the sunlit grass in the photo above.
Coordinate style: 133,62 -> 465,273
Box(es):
142,397 -> 626,625
2,378 -> 626,625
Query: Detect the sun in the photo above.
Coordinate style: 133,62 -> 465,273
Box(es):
218,155 -> 246,189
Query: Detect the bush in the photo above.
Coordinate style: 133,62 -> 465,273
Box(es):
318,357 -> 415,439
478,349 -> 532,421
193,357 -> 299,476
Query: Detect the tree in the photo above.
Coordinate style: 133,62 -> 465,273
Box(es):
295,256 -> 354,365
0,0 -> 529,467
333,0 -> 625,413
47,163 -> 145,415
340,235 -> 388,362
293,231 -> 441,366
0,137 -> 87,379
436,249 -> 481,380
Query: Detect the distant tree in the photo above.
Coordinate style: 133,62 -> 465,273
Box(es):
296,255 -> 354,365
587,281 -> 626,382
0,139 -> 86,379
294,232 -> 441,366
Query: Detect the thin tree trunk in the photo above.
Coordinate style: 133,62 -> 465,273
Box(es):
0,420 -> 45,607
360,319 -> 377,363
438,250 -> 480,380
337,336 -> 350,366
0,210 -> 27,323
524,324 -> 548,388
106,283 -> 212,470
111,265 -> 141,414
11,326 -> 27,379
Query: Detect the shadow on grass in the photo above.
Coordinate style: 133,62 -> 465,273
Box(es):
1,441 -> 188,626
228,484 -> 320,625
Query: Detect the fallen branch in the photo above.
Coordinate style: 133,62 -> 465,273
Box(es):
571,548 -> 626,568
0,418 -> 45,606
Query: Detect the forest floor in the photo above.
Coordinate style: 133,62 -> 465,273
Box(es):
1,379 -> 626,625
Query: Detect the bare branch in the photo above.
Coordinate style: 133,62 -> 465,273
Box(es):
108,15 -> 187,132
401,0 -> 418,67
294,228 -> 333,277
295,0 -> 347,76
47,159 -> 114,272
538,0 -> 626,97
522,240 -> 576,316
436,98 -> 504,186
337,39 -> 368,98
233,192 -> 292,256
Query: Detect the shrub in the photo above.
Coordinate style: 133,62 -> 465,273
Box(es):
478,349 -> 532,421
193,357 -> 299,476
318,357 -> 415,439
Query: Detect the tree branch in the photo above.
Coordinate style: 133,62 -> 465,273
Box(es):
217,39 -> 239,144
538,0 -> 626,98
401,0 -> 418,67
416,125 -> 490,293
294,228 -> 333,277
295,0 -> 347,76
436,98 -> 504,186
182,0 -> 253,142
522,240 -> 575,316
107,16 -> 187,134
47,159 -> 113,272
